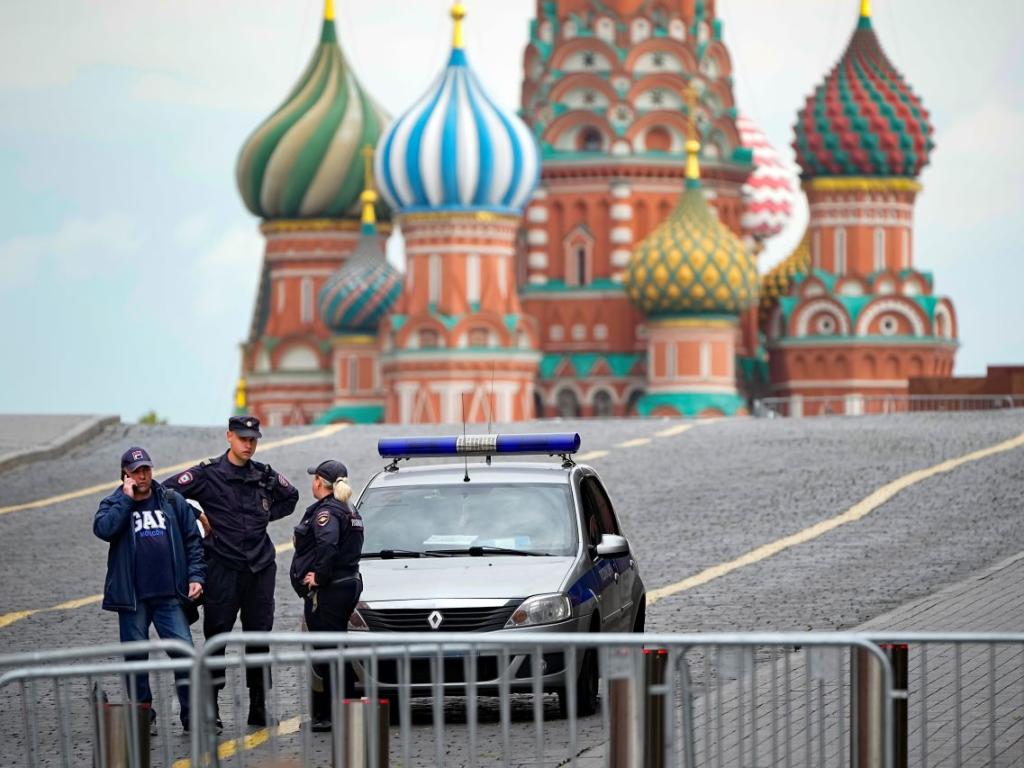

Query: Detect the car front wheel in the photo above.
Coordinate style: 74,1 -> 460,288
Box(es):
558,641 -> 599,718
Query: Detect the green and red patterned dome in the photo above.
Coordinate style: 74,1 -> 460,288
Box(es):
236,1 -> 390,220
793,1 -> 934,179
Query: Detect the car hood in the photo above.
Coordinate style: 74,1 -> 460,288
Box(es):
359,556 -> 577,605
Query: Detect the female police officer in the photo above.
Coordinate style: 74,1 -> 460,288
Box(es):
290,459 -> 364,732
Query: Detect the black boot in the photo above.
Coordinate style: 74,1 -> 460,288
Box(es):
247,688 -> 267,727
310,688 -> 331,732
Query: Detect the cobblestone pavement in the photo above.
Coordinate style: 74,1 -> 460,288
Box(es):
1,412 -> 1023,766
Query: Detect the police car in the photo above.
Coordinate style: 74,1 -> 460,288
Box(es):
348,433 -> 645,715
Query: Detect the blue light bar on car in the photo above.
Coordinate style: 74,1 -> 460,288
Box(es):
377,433 -> 581,459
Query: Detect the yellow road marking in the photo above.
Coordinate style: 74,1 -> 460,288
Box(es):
576,450 -> 609,462
648,431 -> 1024,605
617,437 -> 651,448
172,716 -> 301,768
654,423 -> 694,438
0,424 -> 348,516
0,610 -> 36,630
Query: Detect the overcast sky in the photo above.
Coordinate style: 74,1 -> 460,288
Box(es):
1,0 -> 1020,425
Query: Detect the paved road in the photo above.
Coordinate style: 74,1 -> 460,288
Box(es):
1,412 -> 1023,765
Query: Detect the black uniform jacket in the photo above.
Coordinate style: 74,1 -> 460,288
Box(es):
164,452 -> 299,572
289,495 -> 364,599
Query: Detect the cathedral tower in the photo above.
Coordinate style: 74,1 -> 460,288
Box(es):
765,0 -> 958,415
518,0 -> 755,416
624,87 -> 758,416
375,4 -> 541,424
235,0 -> 391,426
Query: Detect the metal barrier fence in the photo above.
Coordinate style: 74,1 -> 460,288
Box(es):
0,639 -> 195,768
756,395 -> 1024,418
1,632 -> 1022,767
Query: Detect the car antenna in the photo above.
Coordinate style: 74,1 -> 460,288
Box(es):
462,393 -> 471,483
486,365 -> 495,465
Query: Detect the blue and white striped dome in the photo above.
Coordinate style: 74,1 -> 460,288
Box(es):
375,5 -> 540,216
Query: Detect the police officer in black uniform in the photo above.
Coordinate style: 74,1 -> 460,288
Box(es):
164,415 -> 299,727
290,459 -> 364,732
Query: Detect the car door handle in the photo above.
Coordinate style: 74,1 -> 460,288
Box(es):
613,572 -> 619,583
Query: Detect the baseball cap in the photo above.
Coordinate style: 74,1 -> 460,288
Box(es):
228,415 -> 262,438
121,447 -> 154,472
307,460 -> 349,484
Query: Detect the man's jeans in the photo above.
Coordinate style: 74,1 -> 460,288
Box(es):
118,598 -> 194,719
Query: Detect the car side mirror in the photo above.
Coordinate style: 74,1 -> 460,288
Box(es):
595,534 -> 629,558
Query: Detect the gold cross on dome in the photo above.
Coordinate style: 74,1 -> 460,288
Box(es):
682,83 -> 699,140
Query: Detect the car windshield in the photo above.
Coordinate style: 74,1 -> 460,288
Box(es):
357,483 -> 578,557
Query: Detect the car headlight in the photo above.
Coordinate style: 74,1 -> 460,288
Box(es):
348,603 -> 369,631
505,594 -> 572,628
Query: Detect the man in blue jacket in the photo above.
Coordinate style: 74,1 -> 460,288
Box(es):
94,447 -> 205,734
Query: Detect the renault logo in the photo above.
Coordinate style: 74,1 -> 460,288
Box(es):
427,610 -> 444,630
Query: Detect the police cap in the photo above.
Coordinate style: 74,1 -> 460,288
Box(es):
307,460 -> 348,484
228,415 -> 262,439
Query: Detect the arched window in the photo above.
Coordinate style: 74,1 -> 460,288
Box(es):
645,126 -> 672,152
418,328 -> 440,349
874,228 -> 886,272
592,390 -> 614,418
467,327 -> 490,347
834,228 -> 847,275
556,388 -> 581,418
575,245 -> 588,286
578,127 -> 603,152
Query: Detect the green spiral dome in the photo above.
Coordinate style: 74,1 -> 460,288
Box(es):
236,13 -> 390,220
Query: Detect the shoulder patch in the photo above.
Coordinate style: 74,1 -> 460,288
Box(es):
316,511 -> 331,527
178,471 -> 193,485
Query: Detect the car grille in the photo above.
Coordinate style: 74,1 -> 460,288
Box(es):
361,605 -> 518,633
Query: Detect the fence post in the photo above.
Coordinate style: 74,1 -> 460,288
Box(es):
882,644 -> 908,768
643,649 -> 667,768
608,648 -> 643,768
851,646 -> 883,768
94,702 -> 151,768
332,698 -> 389,768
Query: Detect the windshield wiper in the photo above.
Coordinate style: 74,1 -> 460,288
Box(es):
361,549 -> 453,559
426,546 -> 546,557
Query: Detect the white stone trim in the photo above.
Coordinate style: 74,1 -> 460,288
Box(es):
856,299 -> 926,337
527,229 -> 548,246
610,248 -> 632,267
793,299 -> 851,337
611,204 -> 633,221
610,226 -> 632,244
528,251 -> 549,269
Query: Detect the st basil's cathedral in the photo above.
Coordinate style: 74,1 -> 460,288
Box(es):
234,0 -> 958,425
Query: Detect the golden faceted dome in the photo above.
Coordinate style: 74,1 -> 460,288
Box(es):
625,180 -> 759,317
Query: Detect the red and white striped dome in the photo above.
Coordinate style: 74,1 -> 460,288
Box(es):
737,115 -> 797,241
